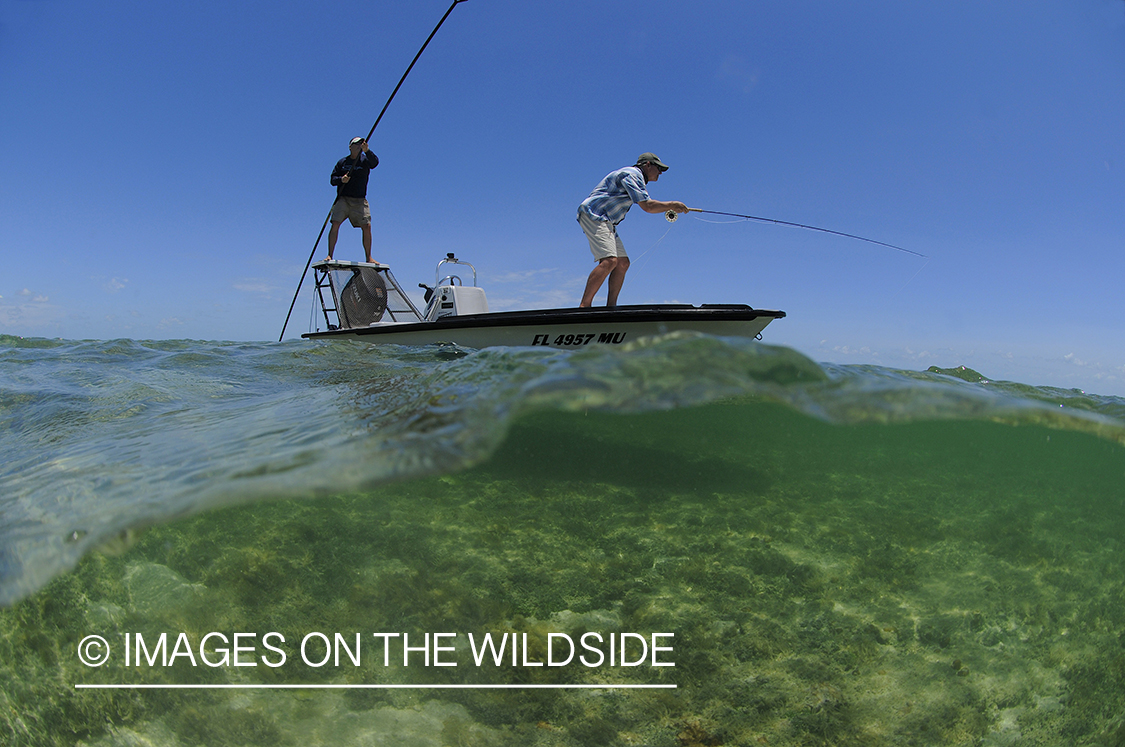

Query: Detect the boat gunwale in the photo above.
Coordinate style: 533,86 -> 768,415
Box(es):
301,303 -> 786,340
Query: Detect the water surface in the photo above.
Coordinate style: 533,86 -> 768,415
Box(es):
1,333 -> 1123,745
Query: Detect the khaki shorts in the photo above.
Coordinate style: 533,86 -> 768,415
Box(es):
331,197 -> 371,228
578,210 -> 627,260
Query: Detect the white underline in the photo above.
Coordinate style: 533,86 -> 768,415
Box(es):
75,683 -> 676,690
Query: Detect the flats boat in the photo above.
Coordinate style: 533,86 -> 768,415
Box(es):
301,254 -> 785,349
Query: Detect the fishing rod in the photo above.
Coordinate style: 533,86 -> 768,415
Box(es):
279,0 -> 471,342
666,207 -> 926,258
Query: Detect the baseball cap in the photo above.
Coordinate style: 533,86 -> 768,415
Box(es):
636,153 -> 669,171
350,137 -> 365,146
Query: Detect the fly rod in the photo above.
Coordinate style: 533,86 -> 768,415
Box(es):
279,0 -> 471,342
666,207 -> 926,258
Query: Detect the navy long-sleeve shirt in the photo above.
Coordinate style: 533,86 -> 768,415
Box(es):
330,151 -> 379,199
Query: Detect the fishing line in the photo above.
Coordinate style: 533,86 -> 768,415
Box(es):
279,0 -> 471,342
665,208 -> 927,259
692,216 -> 746,225
630,224 -> 675,274
308,288 -> 318,334
888,256 -> 931,300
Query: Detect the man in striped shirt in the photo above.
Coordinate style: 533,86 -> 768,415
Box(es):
577,153 -> 688,307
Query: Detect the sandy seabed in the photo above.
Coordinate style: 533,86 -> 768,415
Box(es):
3,401 -> 1124,746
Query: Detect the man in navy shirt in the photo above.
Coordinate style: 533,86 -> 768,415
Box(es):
327,137 -> 380,263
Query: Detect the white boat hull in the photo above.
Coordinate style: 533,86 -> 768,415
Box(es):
303,304 -> 785,349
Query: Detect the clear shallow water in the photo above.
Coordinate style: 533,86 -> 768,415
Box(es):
1,332 -> 1123,746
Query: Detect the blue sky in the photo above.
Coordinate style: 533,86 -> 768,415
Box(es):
2,0 -> 1123,395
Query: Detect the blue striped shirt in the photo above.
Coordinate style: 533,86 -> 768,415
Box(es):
578,166 -> 650,225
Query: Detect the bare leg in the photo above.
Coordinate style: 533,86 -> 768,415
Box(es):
326,221 -> 343,260
579,258 -> 618,307
605,256 -> 630,307
362,224 -> 374,263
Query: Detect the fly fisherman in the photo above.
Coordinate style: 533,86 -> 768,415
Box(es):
326,137 -> 380,264
577,153 -> 688,307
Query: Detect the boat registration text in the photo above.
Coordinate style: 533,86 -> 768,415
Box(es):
531,332 -> 627,347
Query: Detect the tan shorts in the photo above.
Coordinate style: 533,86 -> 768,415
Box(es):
331,197 -> 371,228
578,210 -> 626,260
